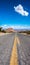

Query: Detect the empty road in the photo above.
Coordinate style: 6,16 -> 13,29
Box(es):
0,33 -> 30,65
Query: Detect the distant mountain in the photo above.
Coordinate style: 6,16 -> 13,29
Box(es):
15,29 -> 30,31
5,28 -> 16,32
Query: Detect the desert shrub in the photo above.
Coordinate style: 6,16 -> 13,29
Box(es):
0,27 -> 2,32
2,30 -> 6,33
26,31 -> 30,34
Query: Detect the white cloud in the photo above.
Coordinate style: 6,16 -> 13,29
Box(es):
2,25 -> 9,29
14,4 -> 29,16
1,24 -> 30,30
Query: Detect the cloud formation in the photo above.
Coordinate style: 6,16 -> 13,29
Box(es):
1,25 -> 30,29
14,4 -> 29,16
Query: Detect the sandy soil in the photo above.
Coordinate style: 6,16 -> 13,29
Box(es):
20,33 -> 27,35
0,33 -> 10,36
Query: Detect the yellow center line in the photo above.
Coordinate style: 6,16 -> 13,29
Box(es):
10,37 -> 18,65
10,36 -> 20,65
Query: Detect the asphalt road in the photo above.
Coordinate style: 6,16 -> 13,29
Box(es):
0,33 -> 30,65
17,33 -> 30,65
0,33 -> 15,65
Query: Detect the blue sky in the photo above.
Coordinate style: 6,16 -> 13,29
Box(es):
0,0 -> 30,29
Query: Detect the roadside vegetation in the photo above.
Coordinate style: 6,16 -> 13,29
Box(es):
0,27 -> 6,33
0,27 -> 2,32
0,27 -> 14,33
19,30 -> 30,35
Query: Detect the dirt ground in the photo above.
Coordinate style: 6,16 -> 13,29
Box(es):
0,33 -> 10,36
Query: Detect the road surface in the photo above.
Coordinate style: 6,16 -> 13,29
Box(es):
0,33 -> 30,65
0,33 -> 15,65
17,33 -> 30,65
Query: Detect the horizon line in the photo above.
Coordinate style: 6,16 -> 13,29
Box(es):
0,24 -> 30,29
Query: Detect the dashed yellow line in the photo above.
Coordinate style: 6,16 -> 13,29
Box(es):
10,36 -> 20,65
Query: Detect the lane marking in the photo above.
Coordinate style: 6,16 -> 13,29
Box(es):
10,36 -> 20,65
16,37 -> 20,44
